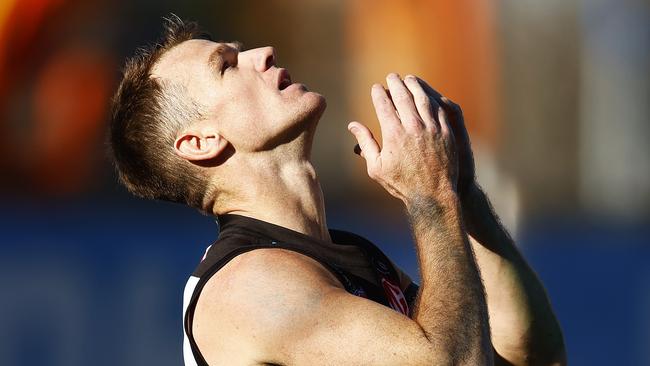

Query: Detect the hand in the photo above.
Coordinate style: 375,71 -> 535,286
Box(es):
348,73 -> 458,204
415,78 -> 477,196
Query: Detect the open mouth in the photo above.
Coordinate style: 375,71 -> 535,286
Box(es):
277,69 -> 292,90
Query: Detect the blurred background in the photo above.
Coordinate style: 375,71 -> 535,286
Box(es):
1,0 -> 649,364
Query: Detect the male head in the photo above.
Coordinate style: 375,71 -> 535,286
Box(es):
110,16 -> 326,213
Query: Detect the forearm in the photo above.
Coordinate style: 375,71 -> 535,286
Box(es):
462,184 -> 566,365
406,191 -> 493,365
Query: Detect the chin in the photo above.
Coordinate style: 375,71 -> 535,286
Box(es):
275,92 -> 323,141
302,91 -> 327,120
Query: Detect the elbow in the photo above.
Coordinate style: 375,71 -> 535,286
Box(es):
540,346 -> 567,366
535,333 -> 567,366
434,338 -> 495,366
526,354 -> 567,366
518,343 -> 567,366
498,334 -> 567,366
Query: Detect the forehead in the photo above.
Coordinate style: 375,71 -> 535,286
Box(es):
150,39 -> 218,81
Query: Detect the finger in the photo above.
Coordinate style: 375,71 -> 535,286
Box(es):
371,83 -> 401,137
416,77 -> 465,137
403,75 -> 440,131
439,96 -> 472,147
386,73 -> 423,131
415,76 -> 444,102
370,84 -> 403,149
440,97 -> 462,121
347,121 -> 380,165
438,107 -> 452,139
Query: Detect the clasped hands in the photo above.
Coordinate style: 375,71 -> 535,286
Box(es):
348,73 -> 476,205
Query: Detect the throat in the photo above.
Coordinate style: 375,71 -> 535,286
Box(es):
218,158 -> 331,243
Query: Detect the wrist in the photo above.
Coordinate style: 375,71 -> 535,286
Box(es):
403,189 -> 461,219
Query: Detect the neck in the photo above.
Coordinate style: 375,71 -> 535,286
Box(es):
213,143 -> 331,243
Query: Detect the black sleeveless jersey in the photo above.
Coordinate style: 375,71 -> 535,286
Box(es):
182,214 -> 420,366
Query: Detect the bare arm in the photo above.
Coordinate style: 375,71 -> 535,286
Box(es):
405,193 -> 492,364
463,185 -> 566,366
348,73 -> 492,364
416,79 -> 566,365
195,248 -> 487,366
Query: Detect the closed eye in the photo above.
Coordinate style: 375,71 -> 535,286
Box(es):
208,43 -> 241,78
220,60 -> 231,75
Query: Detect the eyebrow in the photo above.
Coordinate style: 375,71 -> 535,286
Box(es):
227,41 -> 244,51
207,42 -> 243,77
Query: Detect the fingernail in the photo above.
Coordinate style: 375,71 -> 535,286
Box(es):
349,126 -> 358,133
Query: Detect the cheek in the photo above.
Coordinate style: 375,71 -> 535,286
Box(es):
219,109 -> 269,150
215,84 -> 289,144
224,84 -> 271,114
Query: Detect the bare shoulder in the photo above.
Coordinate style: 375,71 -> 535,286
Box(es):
192,248 -> 344,364
194,248 -> 441,366
198,248 -> 344,296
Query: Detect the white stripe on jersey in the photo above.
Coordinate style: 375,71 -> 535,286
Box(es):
183,276 -> 200,366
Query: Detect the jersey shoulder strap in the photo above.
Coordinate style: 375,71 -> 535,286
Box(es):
184,233 -> 367,366
183,228 -> 417,365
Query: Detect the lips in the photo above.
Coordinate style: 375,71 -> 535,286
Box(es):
277,68 -> 292,90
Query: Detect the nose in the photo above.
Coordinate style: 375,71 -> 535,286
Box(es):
240,46 -> 276,72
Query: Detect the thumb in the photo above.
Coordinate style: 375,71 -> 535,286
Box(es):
347,121 -> 380,163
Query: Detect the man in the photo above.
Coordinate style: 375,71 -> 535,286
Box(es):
110,16 -> 566,366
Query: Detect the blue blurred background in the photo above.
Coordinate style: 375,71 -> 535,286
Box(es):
1,0 -> 648,365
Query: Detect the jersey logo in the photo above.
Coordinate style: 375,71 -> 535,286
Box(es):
381,277 -> 409,316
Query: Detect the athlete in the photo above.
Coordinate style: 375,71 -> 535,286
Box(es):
110,16 -> 566,366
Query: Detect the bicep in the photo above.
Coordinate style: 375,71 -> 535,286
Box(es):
195,248 -> 443,366
276,286 -> 439,366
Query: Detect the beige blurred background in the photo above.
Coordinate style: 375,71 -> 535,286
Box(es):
2,0 -> 648,223
0,0 -> 648,365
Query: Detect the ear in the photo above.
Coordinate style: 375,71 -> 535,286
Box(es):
173,129 -> 229,162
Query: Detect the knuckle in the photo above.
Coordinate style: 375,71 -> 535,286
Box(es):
404,116 -> 423,127
383,123 -> 400,135
417,94 -> 430,107
393,90 -> 410,101
378,108 -> 396,120
424,121 -> 436,132
379,96 -> 394,106
376,108 -> 391,118
404,76 -> 419,87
